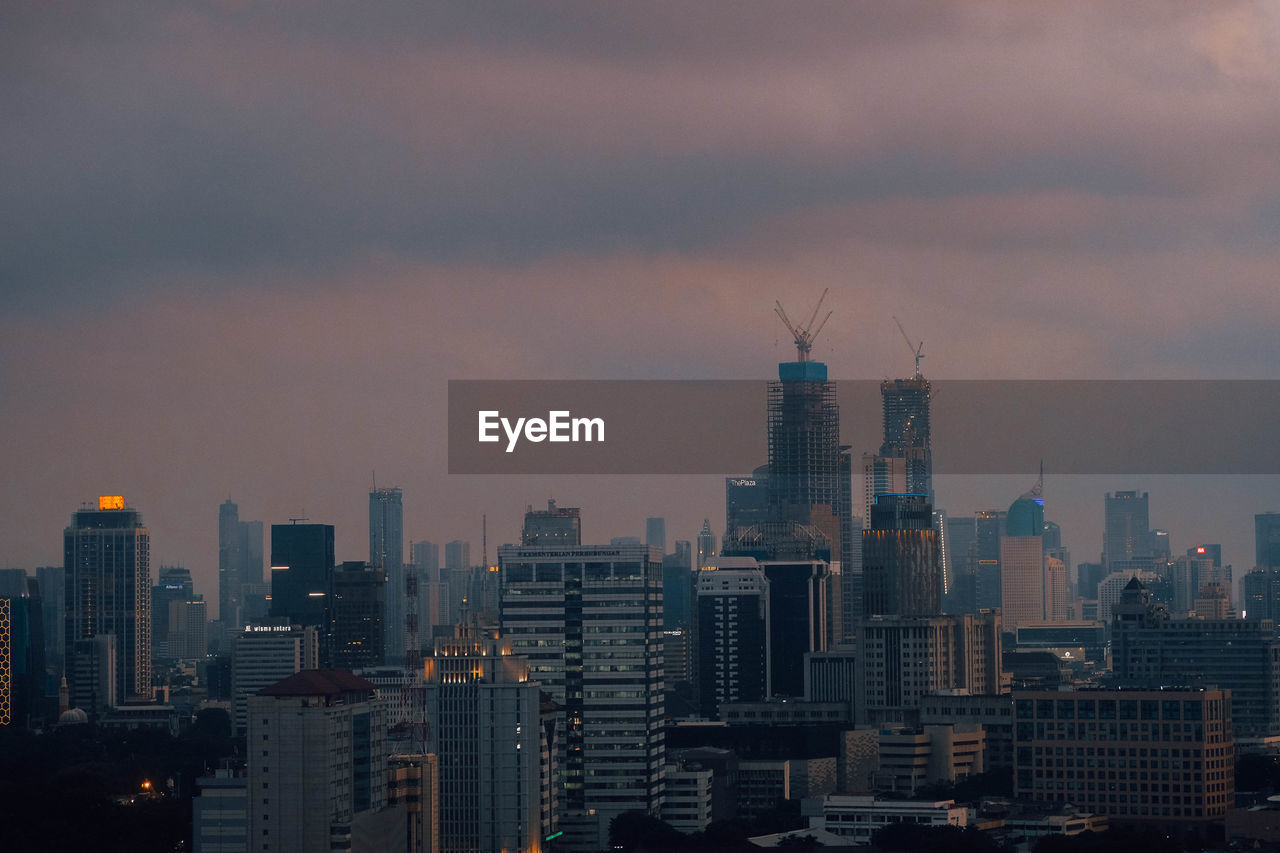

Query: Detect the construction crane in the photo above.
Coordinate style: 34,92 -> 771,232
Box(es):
892,316 -> 925,378
775,288 -> 832,362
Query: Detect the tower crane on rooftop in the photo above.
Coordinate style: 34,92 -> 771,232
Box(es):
893,316 -> 925,378
775,288 -> 832,362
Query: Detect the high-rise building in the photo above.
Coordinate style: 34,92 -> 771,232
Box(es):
229,624 -> 320,734
64,496 -> 153,704
369,488 -> 405,664
218,500 -> 264,628
166,599 -> 208,660
423,627 -> 544,852
248,670 -> 400,851
761,559 -> 830,698
646,517 -> 666,554
330,561 -> 386,670
521,500 -> 581,547
726,467 -> 770,543
1014,687 -> 1233,831
879,376 -> 933,501
856,612 -> 1003,727
696,559 -> 770,719
662,541 -> 694,630
498,541 -> 664,846
1001,484 -> 1046,630
413,541 -> 440,581
444,541 -> 470,571
269,522 -> 335,635
973,511 -> 1005,612
0,583 -> 47,728
945,516 -> 977,614
1111,577 -> 1280,739
1104,491 -> 1151,570
764,355 -> 853,593
862,494 -> 940,618
696,520 -> 716,568
36,566 -> 65,681
152,566 -> 194,659
1258,514 -> 1280,570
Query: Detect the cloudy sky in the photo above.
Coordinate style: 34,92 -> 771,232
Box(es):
4,3 -> 1280,613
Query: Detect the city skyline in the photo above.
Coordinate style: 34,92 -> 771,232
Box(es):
5,4 -> 1280,611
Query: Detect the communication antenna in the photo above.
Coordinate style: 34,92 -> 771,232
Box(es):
892,316 -> 925,378
774,288 -> 832,362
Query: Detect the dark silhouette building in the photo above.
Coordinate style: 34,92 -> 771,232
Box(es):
269,522 -> 335,634
862,494 -> 940,618
330,561 -> 386,670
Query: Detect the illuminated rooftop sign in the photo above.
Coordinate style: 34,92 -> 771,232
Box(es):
98,495 -> 125,510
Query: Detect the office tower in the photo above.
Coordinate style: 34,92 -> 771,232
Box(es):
269,522 -> 335,633
1042,521 -> 1070,605
218,500 -> 265,629
696,520 -> 716,567
856,611 -> 1002,727
1,582 -> 47,728
423,627 -> 543,852
1001,484 -> 1046,630
861,453 -> 908,531
166,599 -> 208,660
248,670 -> 399,852
973,511 -> 1004,611
726,467 -> 770,543
521,500 -> 581,547
64,496 -> 153,704
754,559 -> 829,698
413,541 -> 440,581
1256,513 -> 1280,612
646,517 -> 666,554
369,487 -> 405,664
36,566 -> 64,680
696,559 -> 769,719
945,517 -> 977,614
662,541 -> 694,630
1014,687 -> 1233,829
1043,556 -> 1068,621
1103,490 -> 1151,569
219,500 -> 240,627
498,541 -> 664,846
330,562 -> 386,670
1076,562 -> 1105,600
444,541 -> 470,571
152,566 -> 194,659
1148,528 -> 1171,559
861,494 -> 940,618
229,624 -> 319,734
1111,577 -> 1280,739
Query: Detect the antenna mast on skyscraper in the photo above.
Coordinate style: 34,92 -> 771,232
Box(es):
892,316 -> 925,378
775,288 -> 832,362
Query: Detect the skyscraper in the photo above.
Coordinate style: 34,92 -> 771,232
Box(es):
330,561 -> 386,670
369,487 -> 404,663
248,670 -> 397,851
423,627 -> 545,852
64,496 -> 153,704
861,494 -> 940,618
646,517 -> 666,554
696,559 -> 769,719
696,520 -> 716,568
1001,484 -> 1045,631
498,540 -> 664,848
269,522 -> 335,638
1258,513 -> 1280,571
218,500 -> 264,628
1103,491 -> 1150,569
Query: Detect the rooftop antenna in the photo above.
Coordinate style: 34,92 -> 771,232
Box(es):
892,316 -> 925,378
775,288 -> 832,362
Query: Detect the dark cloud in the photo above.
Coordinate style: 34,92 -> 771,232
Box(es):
4,3 -> 1280,602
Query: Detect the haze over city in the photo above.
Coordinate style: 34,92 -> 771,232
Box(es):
5,3 -> 1280,612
